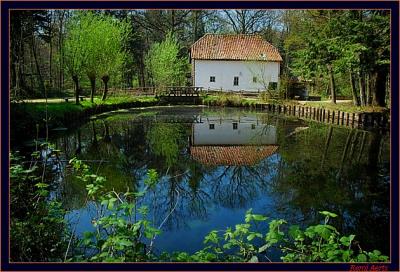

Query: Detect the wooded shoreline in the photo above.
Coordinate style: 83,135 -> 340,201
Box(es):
11,97 -> 389,146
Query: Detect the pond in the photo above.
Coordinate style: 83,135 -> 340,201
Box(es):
31,106 -> 391,260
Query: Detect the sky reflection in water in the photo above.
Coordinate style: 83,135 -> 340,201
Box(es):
51,106 -> 389,258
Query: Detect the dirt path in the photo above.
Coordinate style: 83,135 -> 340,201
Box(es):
298,100 -> 352,105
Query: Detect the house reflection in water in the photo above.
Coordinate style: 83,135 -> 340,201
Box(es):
190,115 -> 278,166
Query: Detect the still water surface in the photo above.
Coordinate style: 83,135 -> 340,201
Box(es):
49,106 -> 389,259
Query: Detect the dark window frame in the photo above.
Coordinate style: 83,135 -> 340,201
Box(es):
233,123 -> 238,130
209,124 -> 215,130
233,76 -> 239,86
210,76 -> 216,82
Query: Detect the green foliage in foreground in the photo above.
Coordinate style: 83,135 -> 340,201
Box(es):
10,154 -> 389,263
10,151 -> 68,261
161,210 -> 388,263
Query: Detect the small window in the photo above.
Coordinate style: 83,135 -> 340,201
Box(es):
251,124 -> 256,130
253,76 -> 257,83
209,124 -> 215,130
210,76 -> 215,82
233,123 -> 238,130
233,76 -> 239,86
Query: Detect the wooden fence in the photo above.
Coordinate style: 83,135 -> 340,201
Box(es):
254,103 -> 388,129
108,87 -> 157,97
106,87 -> 388,129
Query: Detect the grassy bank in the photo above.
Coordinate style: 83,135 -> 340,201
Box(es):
11,96 -> 159,144
201,94 -> 388,114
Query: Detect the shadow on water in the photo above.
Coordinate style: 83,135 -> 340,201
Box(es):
37,106 -> 389,257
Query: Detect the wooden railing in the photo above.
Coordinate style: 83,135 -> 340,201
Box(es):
162,86 -> 203,97
108,86 -> 204,97
108,87 -> 156,97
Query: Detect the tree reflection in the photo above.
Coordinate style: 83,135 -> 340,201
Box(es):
50,108 -> 389,256
207,162 -> 274,209
146,122 -> 186,169
270,125 -> 390,254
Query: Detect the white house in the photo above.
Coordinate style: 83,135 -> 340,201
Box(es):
189,115 -> 278,166
191,115 -> 277,146
190,34 -> 283,92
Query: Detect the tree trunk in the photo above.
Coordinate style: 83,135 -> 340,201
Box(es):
89,75 -> 96,103
11,62 -> 17,94
338,130 -> 354,178
49,10 -> 53,89
359,71 -> 366,106
320,126 -> 333,168
367,132 -> 382,175
75,130 -> 82,155
170,10 -> 176,34
14,28 -> 26,93
92,121 -> 98,146
370,67 -> 388,107
349,71 -> 360,106
327,64 -> 336,104
58,11 -> 65,94
31,31 -> 46,96
103,121 -> 111,142
366,73 -> 372,105
193,11 -> 198,43
101,75 -> 110,101
348,131 -> 360,159
72,75 -> 80,105
357,131 -> 366,162
138,53 -> 146,87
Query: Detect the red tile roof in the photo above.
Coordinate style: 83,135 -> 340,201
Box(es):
191,34 -> 283,62
190,145 -> 278,166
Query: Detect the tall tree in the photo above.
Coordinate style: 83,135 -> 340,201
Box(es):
10,10 -> 50,97
63,12 -> 91,104
288,10 -> 389,106
97,16 -> 130,101
222,10 -> 279,34
145,33 -> 189,88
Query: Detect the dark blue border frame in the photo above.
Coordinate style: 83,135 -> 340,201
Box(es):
1,1 -> 399,271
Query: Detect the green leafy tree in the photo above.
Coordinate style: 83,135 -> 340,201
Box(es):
145,32 -> 189,89
82,12 -> 104,103
291,11 -> 344,104
97,16 -> 130,101
64,12 -> 129,103
288,10 -> 389,107
63,12 -> 92,104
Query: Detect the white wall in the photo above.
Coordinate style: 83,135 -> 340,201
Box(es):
192,117 -> 277,146
193,60 -> 280,92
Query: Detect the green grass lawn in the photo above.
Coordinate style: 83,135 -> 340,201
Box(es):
19,96 -> 158,118
11,95 -> 160,141
201,94 -> 388,113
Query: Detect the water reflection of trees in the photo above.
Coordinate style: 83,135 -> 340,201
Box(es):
52,109 -> 390,255
142,157 -> 277,231
206,160 -> 274,209
271,124 -> 390,254
54,110 -> 281,230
